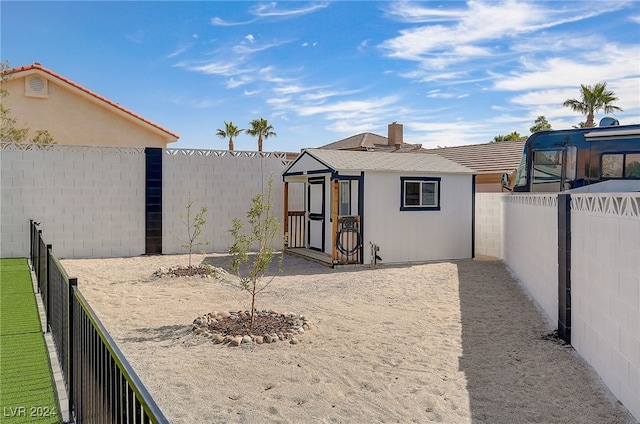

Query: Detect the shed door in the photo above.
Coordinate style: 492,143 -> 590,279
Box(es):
307,179 -> 325,251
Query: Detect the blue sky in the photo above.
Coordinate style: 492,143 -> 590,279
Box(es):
2,1 -> 639,152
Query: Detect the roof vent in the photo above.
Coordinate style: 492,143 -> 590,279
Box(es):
599,117 -> 619,127
25,76 -> 49,98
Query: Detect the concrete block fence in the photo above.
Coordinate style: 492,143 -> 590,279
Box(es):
1,144 -> 146,258
502,194 -> 559,326
569,194 -> 640,421
474,193 -> 504,258
0,143 -> 294,259
498,192 -> 640,422
162,149 -> 292,255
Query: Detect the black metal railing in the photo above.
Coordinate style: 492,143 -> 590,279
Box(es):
29,219 -> 168,424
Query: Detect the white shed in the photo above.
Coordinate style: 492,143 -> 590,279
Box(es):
282,149 -> 476,266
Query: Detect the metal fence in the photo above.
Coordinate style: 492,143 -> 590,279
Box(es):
29,220 -> 168,424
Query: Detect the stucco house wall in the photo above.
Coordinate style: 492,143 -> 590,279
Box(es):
3,64 -> 178,148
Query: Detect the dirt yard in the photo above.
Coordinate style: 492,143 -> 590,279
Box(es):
61,254 -> 637,424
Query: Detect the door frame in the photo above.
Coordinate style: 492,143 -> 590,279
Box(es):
307,177 -> 325,251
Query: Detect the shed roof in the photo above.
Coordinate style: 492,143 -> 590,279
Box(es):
7,63 -> 179,141
420,140 -> 525,174
284,148 -> 475,176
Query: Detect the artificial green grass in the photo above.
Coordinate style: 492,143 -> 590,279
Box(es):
0,258 -> 61,423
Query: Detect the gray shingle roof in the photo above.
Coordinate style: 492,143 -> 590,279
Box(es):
304,149 -> 475,174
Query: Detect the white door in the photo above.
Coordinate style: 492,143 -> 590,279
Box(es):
307,179 -> 325,251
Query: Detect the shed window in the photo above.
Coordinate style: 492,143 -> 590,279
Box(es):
400,177 -> 440,211
339,180 -> 351,215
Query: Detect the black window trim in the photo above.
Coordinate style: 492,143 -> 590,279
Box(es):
400,176 -> 441,211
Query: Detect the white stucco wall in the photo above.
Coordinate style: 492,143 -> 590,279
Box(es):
363,172 -> 474,264
570,193 -> 640,421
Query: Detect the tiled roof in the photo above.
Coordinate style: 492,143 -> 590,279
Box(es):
317,130 -> 524,174
8,63 -> 179,140
421,140 -> 525,174
304,148 -> 475,174
318,132 -> 424,153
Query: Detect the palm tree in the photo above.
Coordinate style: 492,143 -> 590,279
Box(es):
563,82 -> 623,128
216,121 -> 243,151
246,118 -> 276,152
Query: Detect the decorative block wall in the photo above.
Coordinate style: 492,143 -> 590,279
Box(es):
570,193 -> 640,421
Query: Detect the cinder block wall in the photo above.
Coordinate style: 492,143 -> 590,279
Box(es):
162,152 -> 288,254
502,195 -> 558,326
474,193 -> 505,258
1,146 -> 145,258
570,194 -> 640,421
0,145 -> 294,259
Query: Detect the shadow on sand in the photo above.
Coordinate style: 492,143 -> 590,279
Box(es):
201,252 -> 363,278
456,258 -> 632,423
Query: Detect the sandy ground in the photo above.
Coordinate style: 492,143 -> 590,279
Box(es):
61,254 -> 637,424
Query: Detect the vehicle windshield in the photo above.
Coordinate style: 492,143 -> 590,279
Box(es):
514,147 -> 528,187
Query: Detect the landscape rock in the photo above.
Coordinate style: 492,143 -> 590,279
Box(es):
191,310 -> 312,348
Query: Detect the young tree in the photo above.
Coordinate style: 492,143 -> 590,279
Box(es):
229,175 -> 282,333
216,121 -> 243,151
176,193 -> 209,268
563,82 -> 623,128
246,118 -> 276,152
529,116 -> 552,133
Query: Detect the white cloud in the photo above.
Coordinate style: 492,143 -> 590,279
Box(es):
427,90 -> 456,99
300,89 -> 363,101
166,43 -> 193,59
250,2 -> 329,18
188,61 -> 244,77
273,84 -> 317,95
380,1 -> 630,71
266,96 -> 292,105
226,75 -> 255,89
383,1 -> 465,23
494,45 -> 640,91
510,88 -> 576,107
233,38 -> 290,55
294,96 -> 399,118
211,2 -> 328,27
